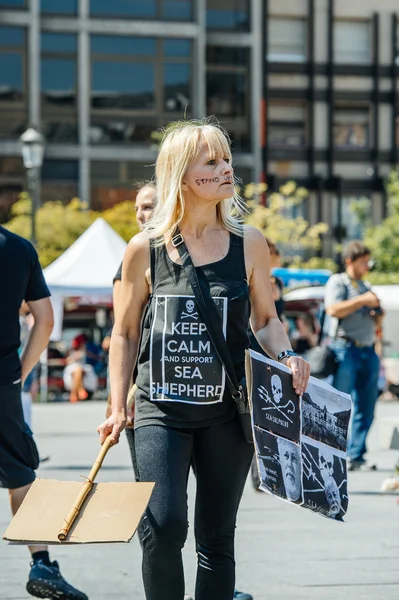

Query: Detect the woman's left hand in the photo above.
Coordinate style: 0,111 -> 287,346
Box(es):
285,355 -> 311,396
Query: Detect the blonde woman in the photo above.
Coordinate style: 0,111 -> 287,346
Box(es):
97,120 -> 310,600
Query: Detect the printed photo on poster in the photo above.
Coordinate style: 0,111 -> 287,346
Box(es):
301,436 -> 348,521
302,380 -> 351,452
250,352 -> 300,443
150,295 -> 227,404
254,427 -> 303,505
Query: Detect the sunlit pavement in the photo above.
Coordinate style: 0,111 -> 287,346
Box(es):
1,399 -> 399,600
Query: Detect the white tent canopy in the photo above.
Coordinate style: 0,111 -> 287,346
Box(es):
43,218 -> 127,297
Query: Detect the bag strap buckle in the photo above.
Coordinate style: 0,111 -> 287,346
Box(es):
171,232 -> 184,247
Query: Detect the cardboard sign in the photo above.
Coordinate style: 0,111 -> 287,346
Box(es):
3,479 -> 154,544
246,350 -> 351,521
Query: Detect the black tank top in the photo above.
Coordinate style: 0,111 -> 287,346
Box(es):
134,232 -> 250,429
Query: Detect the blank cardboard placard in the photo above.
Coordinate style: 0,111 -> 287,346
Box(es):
3,479 -> 154,545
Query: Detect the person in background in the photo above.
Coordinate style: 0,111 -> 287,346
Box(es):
325,240 -> 382,471
0,225 -> 87,600
265,238 -> 285,322
109,181 -> 157,461
63,333 -> 98,402
291,314 -> 318,356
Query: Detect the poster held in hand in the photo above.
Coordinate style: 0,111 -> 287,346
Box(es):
246,349 -> 351,521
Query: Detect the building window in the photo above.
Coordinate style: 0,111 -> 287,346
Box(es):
91,160 -> 154,209
0,0 -> 26,6
0,157 -> 25,222
41,0 -> 77,14
90,0 -> 194,21
90,36 -> 193,145
334,21 -> 371,64
207,0 -> 250,31
268,103 -> 306,147
41,159 -> 78,204
0,26 -> 27,139
268,18 -> 307,62
333,196 -> 371,241
41,32 -> 78,143
206,46 -> 251,152
333,106 -> 370,148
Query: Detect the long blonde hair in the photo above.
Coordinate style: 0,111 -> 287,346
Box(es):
146,119 -> 247,243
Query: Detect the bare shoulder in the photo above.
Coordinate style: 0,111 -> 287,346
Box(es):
243,225 -> 268,253
125,232 -> 150,258
123,232 -> 150,275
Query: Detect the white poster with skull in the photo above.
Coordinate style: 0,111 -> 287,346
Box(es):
246,350 -> 351,521
150,294 -> 227,404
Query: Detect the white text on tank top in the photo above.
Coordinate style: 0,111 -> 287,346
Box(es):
149,294 -> 227,404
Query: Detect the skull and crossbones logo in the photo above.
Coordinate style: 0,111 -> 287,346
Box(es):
271,374 -> 283,404
258,373 -> 295,424
181,299 -> 198,320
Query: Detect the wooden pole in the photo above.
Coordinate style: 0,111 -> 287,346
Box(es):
57,436 -> 114,541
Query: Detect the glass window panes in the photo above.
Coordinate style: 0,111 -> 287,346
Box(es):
164,63 -> 191,111
268,18 -> 307,62
41,32 -> 77,143
334,21 -> 371,64
0,26 -> 27,139
207,0 -> 250,31
41,33 -> 77,53
41,0 -> 77,14
92,61 -> 156,109
41,58 -> 76,93
90,36 -> 193,145
207,46 -> 248,66
91,36 -> 156,56
333,196 -> 371,241
269,103 -> 306,147
162,0 -> 193,21
0,0 -> 25,6
164,39 -> 192,57
90,0 -> 157,18
0,26 -> 24,46
0,26 -> 25,97
206,45 -> 250,151
334,106 -> 370,148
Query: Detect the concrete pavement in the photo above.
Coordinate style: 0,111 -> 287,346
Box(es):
1,399 -> 399,600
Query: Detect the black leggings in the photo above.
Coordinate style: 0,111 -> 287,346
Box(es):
134,416 -> 254,600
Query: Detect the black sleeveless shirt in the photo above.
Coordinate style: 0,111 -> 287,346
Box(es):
134,232 -> 250,429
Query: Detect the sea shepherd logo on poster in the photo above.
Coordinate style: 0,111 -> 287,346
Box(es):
149,295 -> 227,404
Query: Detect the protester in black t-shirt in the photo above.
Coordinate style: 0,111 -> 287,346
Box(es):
0,226 -> 87,600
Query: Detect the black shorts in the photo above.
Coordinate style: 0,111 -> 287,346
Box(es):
0,382 -> 39,489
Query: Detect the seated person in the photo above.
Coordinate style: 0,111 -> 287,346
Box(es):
63,334 -> 98,402
291,314 -> 318,355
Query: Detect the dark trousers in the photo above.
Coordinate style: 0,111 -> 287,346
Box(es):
134,417 -> 254,600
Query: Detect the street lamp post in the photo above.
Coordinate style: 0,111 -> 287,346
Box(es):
20,127 -> 45,247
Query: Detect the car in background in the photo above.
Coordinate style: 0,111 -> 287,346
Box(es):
283,284 -> 399,394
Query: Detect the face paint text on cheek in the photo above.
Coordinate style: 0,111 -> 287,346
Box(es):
195,176 -> 232,186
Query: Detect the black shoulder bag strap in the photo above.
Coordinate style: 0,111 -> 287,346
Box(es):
171,229 -> 246,410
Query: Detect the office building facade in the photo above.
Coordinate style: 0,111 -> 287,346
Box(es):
0,0 -> 398,252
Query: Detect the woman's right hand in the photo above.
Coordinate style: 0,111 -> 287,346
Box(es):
97,410 -> 127,445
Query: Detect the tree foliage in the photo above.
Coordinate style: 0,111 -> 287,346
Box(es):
244,181 -> 330,264
363,171 -> 399,274
4,195 -> 139,267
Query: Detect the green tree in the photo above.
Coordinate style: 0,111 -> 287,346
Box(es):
364,171 -> 399,275
244,181 -> 330,266
4,195 -> 139,268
